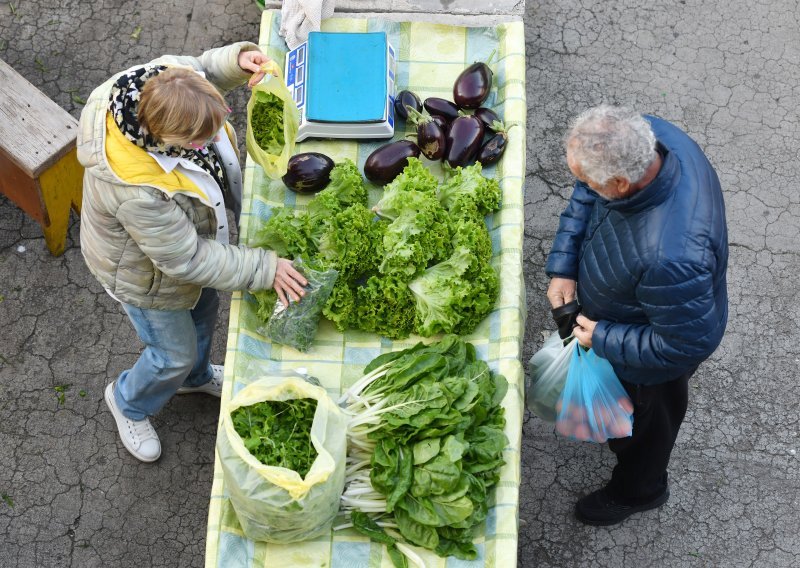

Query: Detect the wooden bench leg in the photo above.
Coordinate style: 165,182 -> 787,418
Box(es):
37,148 -> 83,256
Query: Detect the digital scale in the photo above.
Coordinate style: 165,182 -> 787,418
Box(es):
284,31 -> 396,143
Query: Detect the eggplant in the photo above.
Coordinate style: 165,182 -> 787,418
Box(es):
476,122 -> 514,166
406,107 -> 447,161
445,114 -> 484,167
364,140 -> 421,185
431,114 -> 450,136
476,131 -> 508,166
417,121 -> 447,160
423,97 -> 460,122
282,152 -> 335,193
393,90 -> 422,122
474,107 -> 502,132
453,61 -> 493,109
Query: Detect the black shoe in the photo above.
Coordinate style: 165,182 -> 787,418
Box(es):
575,487 -> 670,526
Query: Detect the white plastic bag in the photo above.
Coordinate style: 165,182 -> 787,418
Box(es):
525,332 -> 573,422
217,374 -> 347,543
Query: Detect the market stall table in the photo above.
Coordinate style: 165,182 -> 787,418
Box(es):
206,7 -> 526,567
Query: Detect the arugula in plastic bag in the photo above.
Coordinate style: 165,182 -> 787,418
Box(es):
250,93 -> 285,154
246,74 -> 299,180
261,259 -> 338,351
231,397 -> 318,477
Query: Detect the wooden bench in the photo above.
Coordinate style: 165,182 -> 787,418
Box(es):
0,58 -> 83,256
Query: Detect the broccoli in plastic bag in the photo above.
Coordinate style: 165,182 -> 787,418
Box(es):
261,259 -> 338,351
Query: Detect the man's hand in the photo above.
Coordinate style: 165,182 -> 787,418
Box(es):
238,50 -> 279,88
546,277 -> 577,308
273,258 -> 308,307
573,314 -> 597,348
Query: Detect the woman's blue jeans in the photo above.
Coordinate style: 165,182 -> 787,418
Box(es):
115,288 -> 219,420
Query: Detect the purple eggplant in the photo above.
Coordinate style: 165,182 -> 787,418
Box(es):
406,107 -> 447,160
282,152 -> 335,193
394,90 -> 422,122
364,140 -> 421,185
474,107 -> 502,132
423,97 -> 460,122
431,114 -> 450,136
453,60 -> 493,109
476,122 -> 514,166
445,114 -> 485,167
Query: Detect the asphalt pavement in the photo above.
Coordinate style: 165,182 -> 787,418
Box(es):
1,0 -> 798,567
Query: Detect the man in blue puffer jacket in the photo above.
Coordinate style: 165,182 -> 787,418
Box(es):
545,105 -> 728,525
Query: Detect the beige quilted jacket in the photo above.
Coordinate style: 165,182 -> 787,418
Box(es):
77,43 -> 277,310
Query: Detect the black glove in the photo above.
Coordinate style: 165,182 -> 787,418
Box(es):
551,300 -> 581,340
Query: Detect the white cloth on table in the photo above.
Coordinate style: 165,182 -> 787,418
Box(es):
279,0 -> 336,50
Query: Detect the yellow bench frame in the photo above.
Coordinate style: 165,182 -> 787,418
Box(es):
0,58 -> 83,256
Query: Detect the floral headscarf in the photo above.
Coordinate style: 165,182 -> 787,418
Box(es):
108,65 -> 227,192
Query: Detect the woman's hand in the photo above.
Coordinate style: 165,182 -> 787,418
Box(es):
273,258 -> 308,307
238,50 -> 279,88
546,277 -> 577,308
573,314 -> 597,348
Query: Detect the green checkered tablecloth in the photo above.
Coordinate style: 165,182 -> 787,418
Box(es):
205,10 -> 527,568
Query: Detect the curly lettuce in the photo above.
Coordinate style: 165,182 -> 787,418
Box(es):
373,158 -> 439,220
317,203 -> 383,279
251,207 -> 313,259
351,275 -> 417,339
307,159 -> 367,222
408,247 -> 499,336
438,162 -> 501,215
380,194 -> 452,279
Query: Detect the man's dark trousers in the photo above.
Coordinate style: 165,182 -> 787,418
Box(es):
605,368 -> 696,505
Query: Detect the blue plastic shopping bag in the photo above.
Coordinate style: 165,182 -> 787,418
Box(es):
555,342 -> 634,443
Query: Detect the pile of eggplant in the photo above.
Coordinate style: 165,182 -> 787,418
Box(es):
281,58 -> 512,193
364,57 -> 511,185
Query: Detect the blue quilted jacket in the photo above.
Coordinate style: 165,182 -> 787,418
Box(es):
545,116 -> 728,385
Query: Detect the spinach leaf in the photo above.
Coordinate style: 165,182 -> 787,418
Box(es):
351,511 -> 395,545
412,454 -> 461,497
395,506 -> 440,548
435,532 -> 478,561
386,545 -> 410,568
412,438 -> 440,465
385,445 -> 414,514
351,512 -> 409,568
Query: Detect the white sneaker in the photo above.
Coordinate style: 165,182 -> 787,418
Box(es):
104,382 -> 161,463
175,364 -> 224,398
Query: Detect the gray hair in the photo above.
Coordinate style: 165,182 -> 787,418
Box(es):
566,105 -> 657,186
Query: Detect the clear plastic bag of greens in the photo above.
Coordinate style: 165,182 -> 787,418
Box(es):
260,259 -> 338,352
217,372 -> 348,543
246,69 -> 299,179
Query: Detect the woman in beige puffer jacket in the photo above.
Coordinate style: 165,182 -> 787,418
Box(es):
78,42 -> 306,463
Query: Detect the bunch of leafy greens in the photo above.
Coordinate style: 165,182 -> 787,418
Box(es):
250,158 -> 501,339
250,93 -> 286,155
231,398 -> 318,478
338,336 -> 508,565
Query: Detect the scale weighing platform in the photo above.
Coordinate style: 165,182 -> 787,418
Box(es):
284,32 -> 396,142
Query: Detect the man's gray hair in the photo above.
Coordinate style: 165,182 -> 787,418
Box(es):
566,105 -> 657,186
